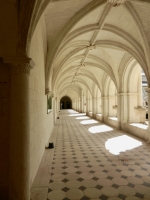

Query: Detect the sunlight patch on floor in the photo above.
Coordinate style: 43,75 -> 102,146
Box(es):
105,135 -> 142,155
80,119 -> 99,125
88,125 -> 113,134
69,113 -> 86,117
76,116 -> 90,120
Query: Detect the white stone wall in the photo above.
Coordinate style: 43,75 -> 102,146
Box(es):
29,15 -> 54,186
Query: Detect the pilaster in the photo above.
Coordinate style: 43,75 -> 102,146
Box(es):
86,98 -> 89,116
92,97 -> 96,119
101,96 -> 109,121
117,93 -> 122,129
4,56 -> 34,200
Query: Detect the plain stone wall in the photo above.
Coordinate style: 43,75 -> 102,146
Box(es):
29,15 -> 54,186
0,64 -> 10,199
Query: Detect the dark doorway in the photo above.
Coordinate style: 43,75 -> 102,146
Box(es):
61,102 -> 64,109
66,102 -> 70,109
60,96 -> 72,109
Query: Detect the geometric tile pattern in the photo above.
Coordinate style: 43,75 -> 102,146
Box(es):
46,110 -> 150,200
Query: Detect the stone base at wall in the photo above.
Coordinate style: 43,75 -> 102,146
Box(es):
96,114 -> 103,121
121,122 -> 149,142
88,112 -> 93,117
104,117 -> 119,128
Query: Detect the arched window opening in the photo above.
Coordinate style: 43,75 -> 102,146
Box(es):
142,69 -> 148,120
122,61 -> 147,124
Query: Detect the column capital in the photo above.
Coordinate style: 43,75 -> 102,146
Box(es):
3,56 -> 35,74
45,88 -> 51,95
45,88 -> 54,98
107,0 -> 128,7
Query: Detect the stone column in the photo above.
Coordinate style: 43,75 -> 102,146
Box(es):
83,95 -> 86,113
92,97 -> 96,119
80,98 -> 82,113
78,98 -> 81,112
101,96 -> 108,122
86,98 -> 89,116
4,56 -> 34,200
117,93 -> 121,129
75,99 -> 77,111
121,93 -> 128,123
89,98 -> 92,112
101,97 -> 104,122
81,91 -> 84,113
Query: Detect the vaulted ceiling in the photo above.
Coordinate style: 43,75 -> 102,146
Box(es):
31,0 -> 150,99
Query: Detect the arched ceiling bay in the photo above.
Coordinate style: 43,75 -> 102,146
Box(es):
43,0 -> 150,98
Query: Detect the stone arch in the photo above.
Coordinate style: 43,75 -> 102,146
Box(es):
60,96 -> 72,109
119,58 -> 146,123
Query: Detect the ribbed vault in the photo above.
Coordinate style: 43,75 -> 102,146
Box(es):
25,0 -> 150,106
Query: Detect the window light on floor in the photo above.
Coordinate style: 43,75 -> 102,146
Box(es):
88,125 -> 113,134
80,119 -> 99,125
105,135 -> 142,155
76,116 -> 90,120
69,113 -> 86,117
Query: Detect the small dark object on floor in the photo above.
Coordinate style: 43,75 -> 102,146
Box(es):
49,143 -> 54,149
57,117 -> 59,119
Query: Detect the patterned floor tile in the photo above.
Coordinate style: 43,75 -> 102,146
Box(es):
49,181 -> 65,190
47,190 -> 66,200
66,189 -> 84,199
97,179 -> 113,186
118,186 -> 136,196
81,179 -> 97,187
134,184 -> 150,194
31,110 -> 150,200
101,187 -> 119,197
84,188 -> 102,198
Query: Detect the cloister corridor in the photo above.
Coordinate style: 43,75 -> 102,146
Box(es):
31,110 -> 150,200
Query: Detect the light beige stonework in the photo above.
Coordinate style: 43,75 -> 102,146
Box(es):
1,0 -> 150,199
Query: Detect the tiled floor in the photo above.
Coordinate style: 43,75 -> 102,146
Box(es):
31,110 -> 150,200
